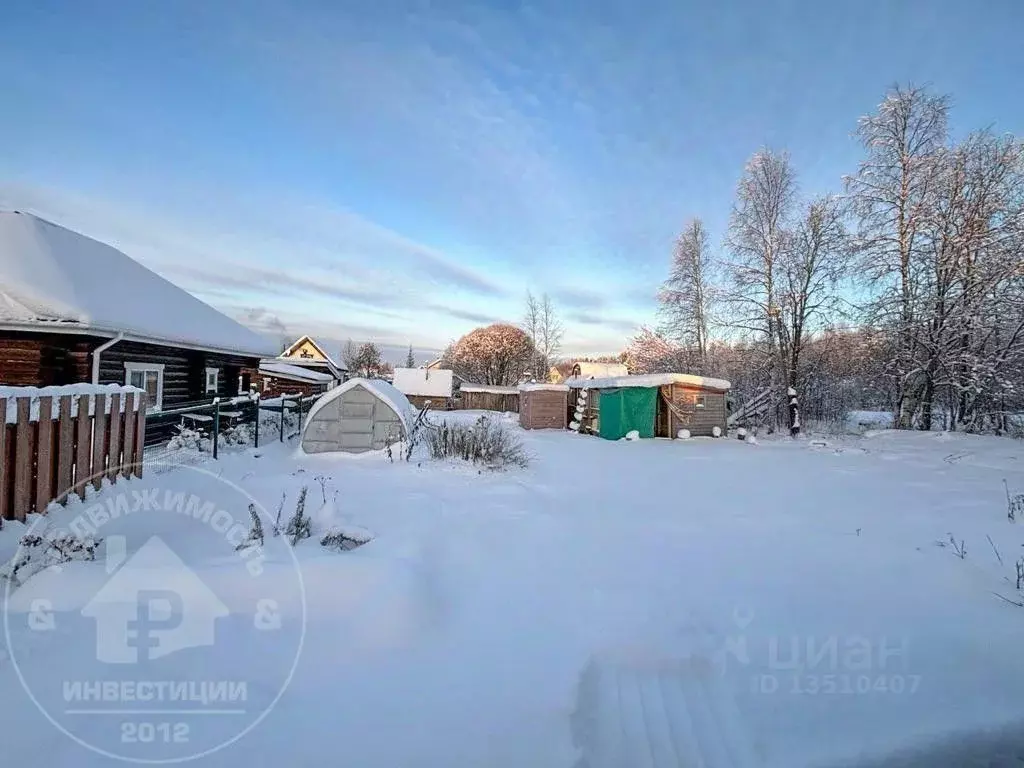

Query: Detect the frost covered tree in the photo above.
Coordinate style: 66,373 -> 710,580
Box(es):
623,326 -> 693,374
444,323 -> 536,385
658,218 -> 714,369
777,195 -> 849,391
405,345 -> 415,368
846,84 -> 950,428
522,291 -> 564,379
721,149 -> 799,426
343,341 -> 384,378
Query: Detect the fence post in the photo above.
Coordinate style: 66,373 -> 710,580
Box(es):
212,398 -> 220,460
253,393 -> 260,449
279,397 -> 285,442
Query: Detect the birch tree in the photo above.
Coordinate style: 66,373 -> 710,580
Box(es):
777,195 -> 849,390
659,218 -> 713,369
846,84 -> 950,428
522,290 -> 563,379
722,149 -> 798,396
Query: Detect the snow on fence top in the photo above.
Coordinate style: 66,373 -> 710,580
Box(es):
461,384 -> 519,394
0,211 -> 277,358
303,378 -> 415,434
518,383 -> 569,392
0,383 -> 145,423
258,362 -> 334,383
392,367 -> 454,397
563,373 -> 732,391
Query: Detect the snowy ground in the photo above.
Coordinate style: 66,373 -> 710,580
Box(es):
2,413 -> 1024,767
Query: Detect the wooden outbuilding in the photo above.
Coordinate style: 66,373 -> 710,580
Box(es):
564,373 -> 731,439
392,367 -> 456,410
518,383 -> 569,429
459,385 -> 519,413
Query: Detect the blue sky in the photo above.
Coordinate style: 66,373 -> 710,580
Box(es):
2,0 -> 1022,360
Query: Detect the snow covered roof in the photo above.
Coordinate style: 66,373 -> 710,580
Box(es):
563,373 -> 732,391
392,367 -> 454,397
259,362 -> 335,383
572,362 -> 629,378
461,384 -> 519,394
0,211 -> 277,358
304,378 -> 415,434
518,383 -> 569,392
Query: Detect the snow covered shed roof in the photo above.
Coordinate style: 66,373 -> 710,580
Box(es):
304,378 -> 415,434
461,384 -> 519,394
563,373 -> 732,391
518,383 -> 569,392
572,362 -> 629,379
0,211 -> 277,358
392,367 -> 454,398
259,362 -> 335,383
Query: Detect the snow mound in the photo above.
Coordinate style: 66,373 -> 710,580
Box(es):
622,430 -> 640,441
677,429 -> 691,439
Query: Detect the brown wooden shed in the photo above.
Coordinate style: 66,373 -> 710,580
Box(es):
518,383 -> 569,429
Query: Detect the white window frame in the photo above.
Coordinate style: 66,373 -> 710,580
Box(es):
694,394 -> 706,409
124,362 -> 165,412
205,367 -> 219,395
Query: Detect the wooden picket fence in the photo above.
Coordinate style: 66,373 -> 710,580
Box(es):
0,389 -> 147,522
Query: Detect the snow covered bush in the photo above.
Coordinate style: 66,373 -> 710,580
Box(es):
321,524 -> 374,551
424,415 -> 529,469
677,429 -> 691,439
167,424 -> 211,452
1,527 -> 103,586
712,425 -> 722,438
220,423 -> 254,447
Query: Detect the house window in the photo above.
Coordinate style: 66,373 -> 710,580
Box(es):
124,362 -> 165,411
205,367 -> 219,394
695,394 -> 706,409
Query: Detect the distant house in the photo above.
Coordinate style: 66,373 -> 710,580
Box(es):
391,366 -> 456,410
277,335 -> 346,380
256,334 -> 346,395
423,358 -> 445,371
256,361 -> 336,397
0,211 -> 277,411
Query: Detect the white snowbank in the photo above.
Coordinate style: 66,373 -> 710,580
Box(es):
259,362 -> 334,383
563,372 -> 731,390
518,383 -> 569,392
1,383 -> 145,423
0,211 -> 276,357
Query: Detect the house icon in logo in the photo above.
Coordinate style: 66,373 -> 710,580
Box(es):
82,535 -> 229,664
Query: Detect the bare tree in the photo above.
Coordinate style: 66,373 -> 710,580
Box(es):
846,84 -> 950,428
777,195 -> 849,390
537,293 -> 564,378
722,149 -> 798,398
522,291 -> 563,379
659,218 -> 713,369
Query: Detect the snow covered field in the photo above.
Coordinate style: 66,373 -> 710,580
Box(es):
2,414 -> 1024,767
